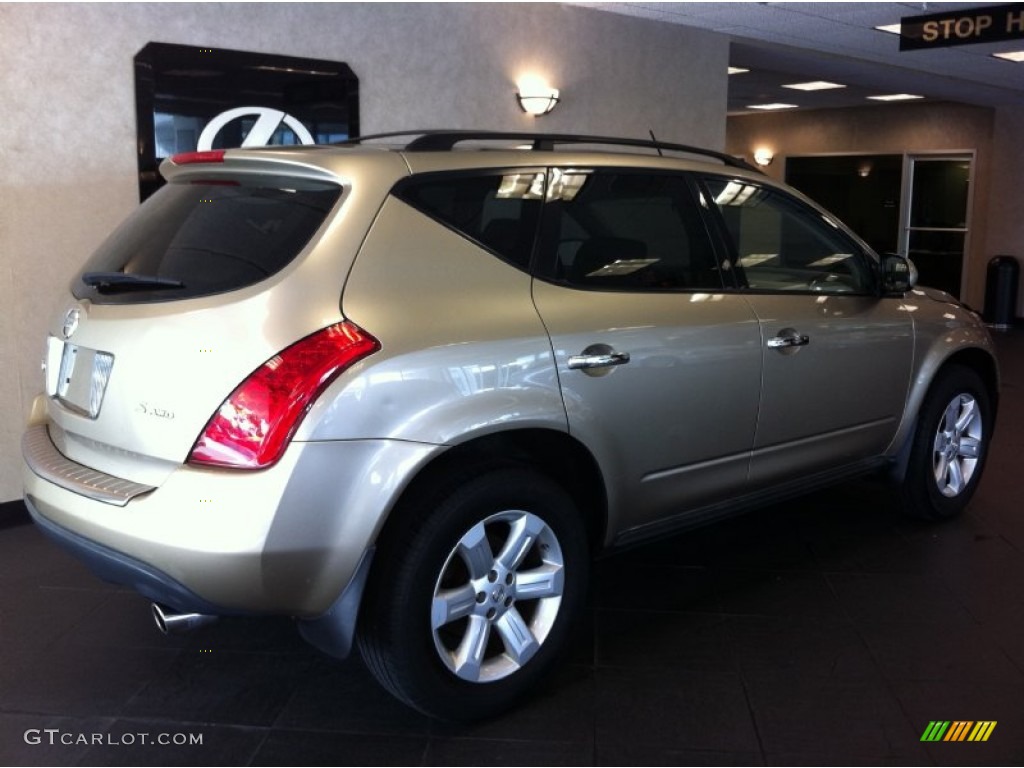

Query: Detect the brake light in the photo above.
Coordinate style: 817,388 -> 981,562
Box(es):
171,150 -> 226,165
188,322 -> 380,469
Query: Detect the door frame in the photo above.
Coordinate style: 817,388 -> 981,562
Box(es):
899,151 -> 976,301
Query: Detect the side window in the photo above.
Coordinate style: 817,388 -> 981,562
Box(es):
393,172 -> 543,271
703,177 -> 874,294
538,170 -> 723,291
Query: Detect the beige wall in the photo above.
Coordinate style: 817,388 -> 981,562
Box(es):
988,106 -> 1024,262
726,102 -> 1024,321
0,2 -> 728,502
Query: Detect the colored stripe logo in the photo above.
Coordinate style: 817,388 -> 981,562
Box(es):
921,721 -> 997,742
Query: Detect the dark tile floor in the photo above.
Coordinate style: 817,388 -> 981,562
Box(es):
2,331 -> 1023,766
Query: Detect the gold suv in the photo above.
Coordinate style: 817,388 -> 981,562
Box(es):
22,132 -> 998,720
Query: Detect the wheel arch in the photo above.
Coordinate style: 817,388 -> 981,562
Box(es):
374,428 -> 608,557
942,347 -> 999,410
889,344 -> 999,483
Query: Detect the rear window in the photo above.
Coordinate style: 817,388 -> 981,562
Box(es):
73,180 -> 342,304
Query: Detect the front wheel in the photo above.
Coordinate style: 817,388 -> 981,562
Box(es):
357,468 -> 589,721
901,366 -> 993,520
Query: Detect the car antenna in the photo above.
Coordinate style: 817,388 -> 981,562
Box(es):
649,129 -> 664,157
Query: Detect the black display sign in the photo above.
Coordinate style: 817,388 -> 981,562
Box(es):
900,3 -> 1024,50
134,42 -> 359,200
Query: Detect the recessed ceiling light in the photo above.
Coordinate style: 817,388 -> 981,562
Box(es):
867,94 -> 924,101
992,51 -> 1024,62
875,23 -> 902,34
782,81 -> 846,91
728,66 -> 750,75
747,103 -> 799,110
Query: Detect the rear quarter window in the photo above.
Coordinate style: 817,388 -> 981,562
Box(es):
73,180 -> 342,304
393,172 -> 543,271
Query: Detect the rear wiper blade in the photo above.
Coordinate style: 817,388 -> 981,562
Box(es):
82,271 -> 185,291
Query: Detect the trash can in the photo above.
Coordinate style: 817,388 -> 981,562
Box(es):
983,255 -> 1019,330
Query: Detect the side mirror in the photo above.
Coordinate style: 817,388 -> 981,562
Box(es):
881,253 -> 918,294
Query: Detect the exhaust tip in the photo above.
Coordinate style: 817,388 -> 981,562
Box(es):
151,603 -> 218,635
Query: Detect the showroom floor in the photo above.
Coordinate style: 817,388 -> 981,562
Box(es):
1,332 -> 1022,767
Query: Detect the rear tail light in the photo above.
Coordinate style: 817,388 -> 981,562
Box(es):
187,321 -> 380,469
170,150 -> 226,165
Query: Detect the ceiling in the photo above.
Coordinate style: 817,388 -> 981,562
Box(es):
573,2 -> 1024,114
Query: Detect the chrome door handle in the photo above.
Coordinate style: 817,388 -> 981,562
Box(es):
568,350 -> 631,370
766,332 -> 810,349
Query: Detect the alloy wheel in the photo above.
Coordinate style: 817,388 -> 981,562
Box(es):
430,510 -> 565,683
932,393 -> 983,498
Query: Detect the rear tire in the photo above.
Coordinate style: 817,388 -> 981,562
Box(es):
357,467 -> 589,721
900,366 -> 992,520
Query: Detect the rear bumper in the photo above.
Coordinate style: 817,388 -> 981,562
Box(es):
27,496 -> 377,658
22,422 -> 441,618
26,497 -> 230,616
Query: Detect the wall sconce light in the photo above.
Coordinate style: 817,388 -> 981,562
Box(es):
753,148 -> 774,167
517,76 -> 560,116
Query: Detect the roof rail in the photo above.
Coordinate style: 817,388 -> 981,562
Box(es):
335,130 -> 757,172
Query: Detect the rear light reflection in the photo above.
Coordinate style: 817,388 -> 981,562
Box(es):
188,321 -> 379,469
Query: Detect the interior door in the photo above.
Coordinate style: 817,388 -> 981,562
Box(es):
902,155 -> 974,299
531,169 -> 763,535
702,176 -> 914,488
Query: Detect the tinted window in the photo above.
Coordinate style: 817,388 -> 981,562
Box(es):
703,177 -> 874,294
73,181 -> 342,304
537,171 -> 723,291
395,172 -> 543,270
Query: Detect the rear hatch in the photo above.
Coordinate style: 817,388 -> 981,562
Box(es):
40,149 -> 390,486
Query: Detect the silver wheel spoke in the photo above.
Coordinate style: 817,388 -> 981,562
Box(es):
514,563 -> 564,600
958,436 -> 981,459
458,522 -> 495,580
947,458 -> 965,495
495,607 -> 539,667
954,398 -> 977,434
934,453 -> 949,487
452,615 -> 490,681
496,513 -> 545,571
432,584 -> 477,630
943,401 -> 959,432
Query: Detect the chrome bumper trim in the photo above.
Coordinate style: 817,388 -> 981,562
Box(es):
22,423 -> 156,507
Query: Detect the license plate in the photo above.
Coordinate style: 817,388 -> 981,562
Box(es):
45,336 -> 115,419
